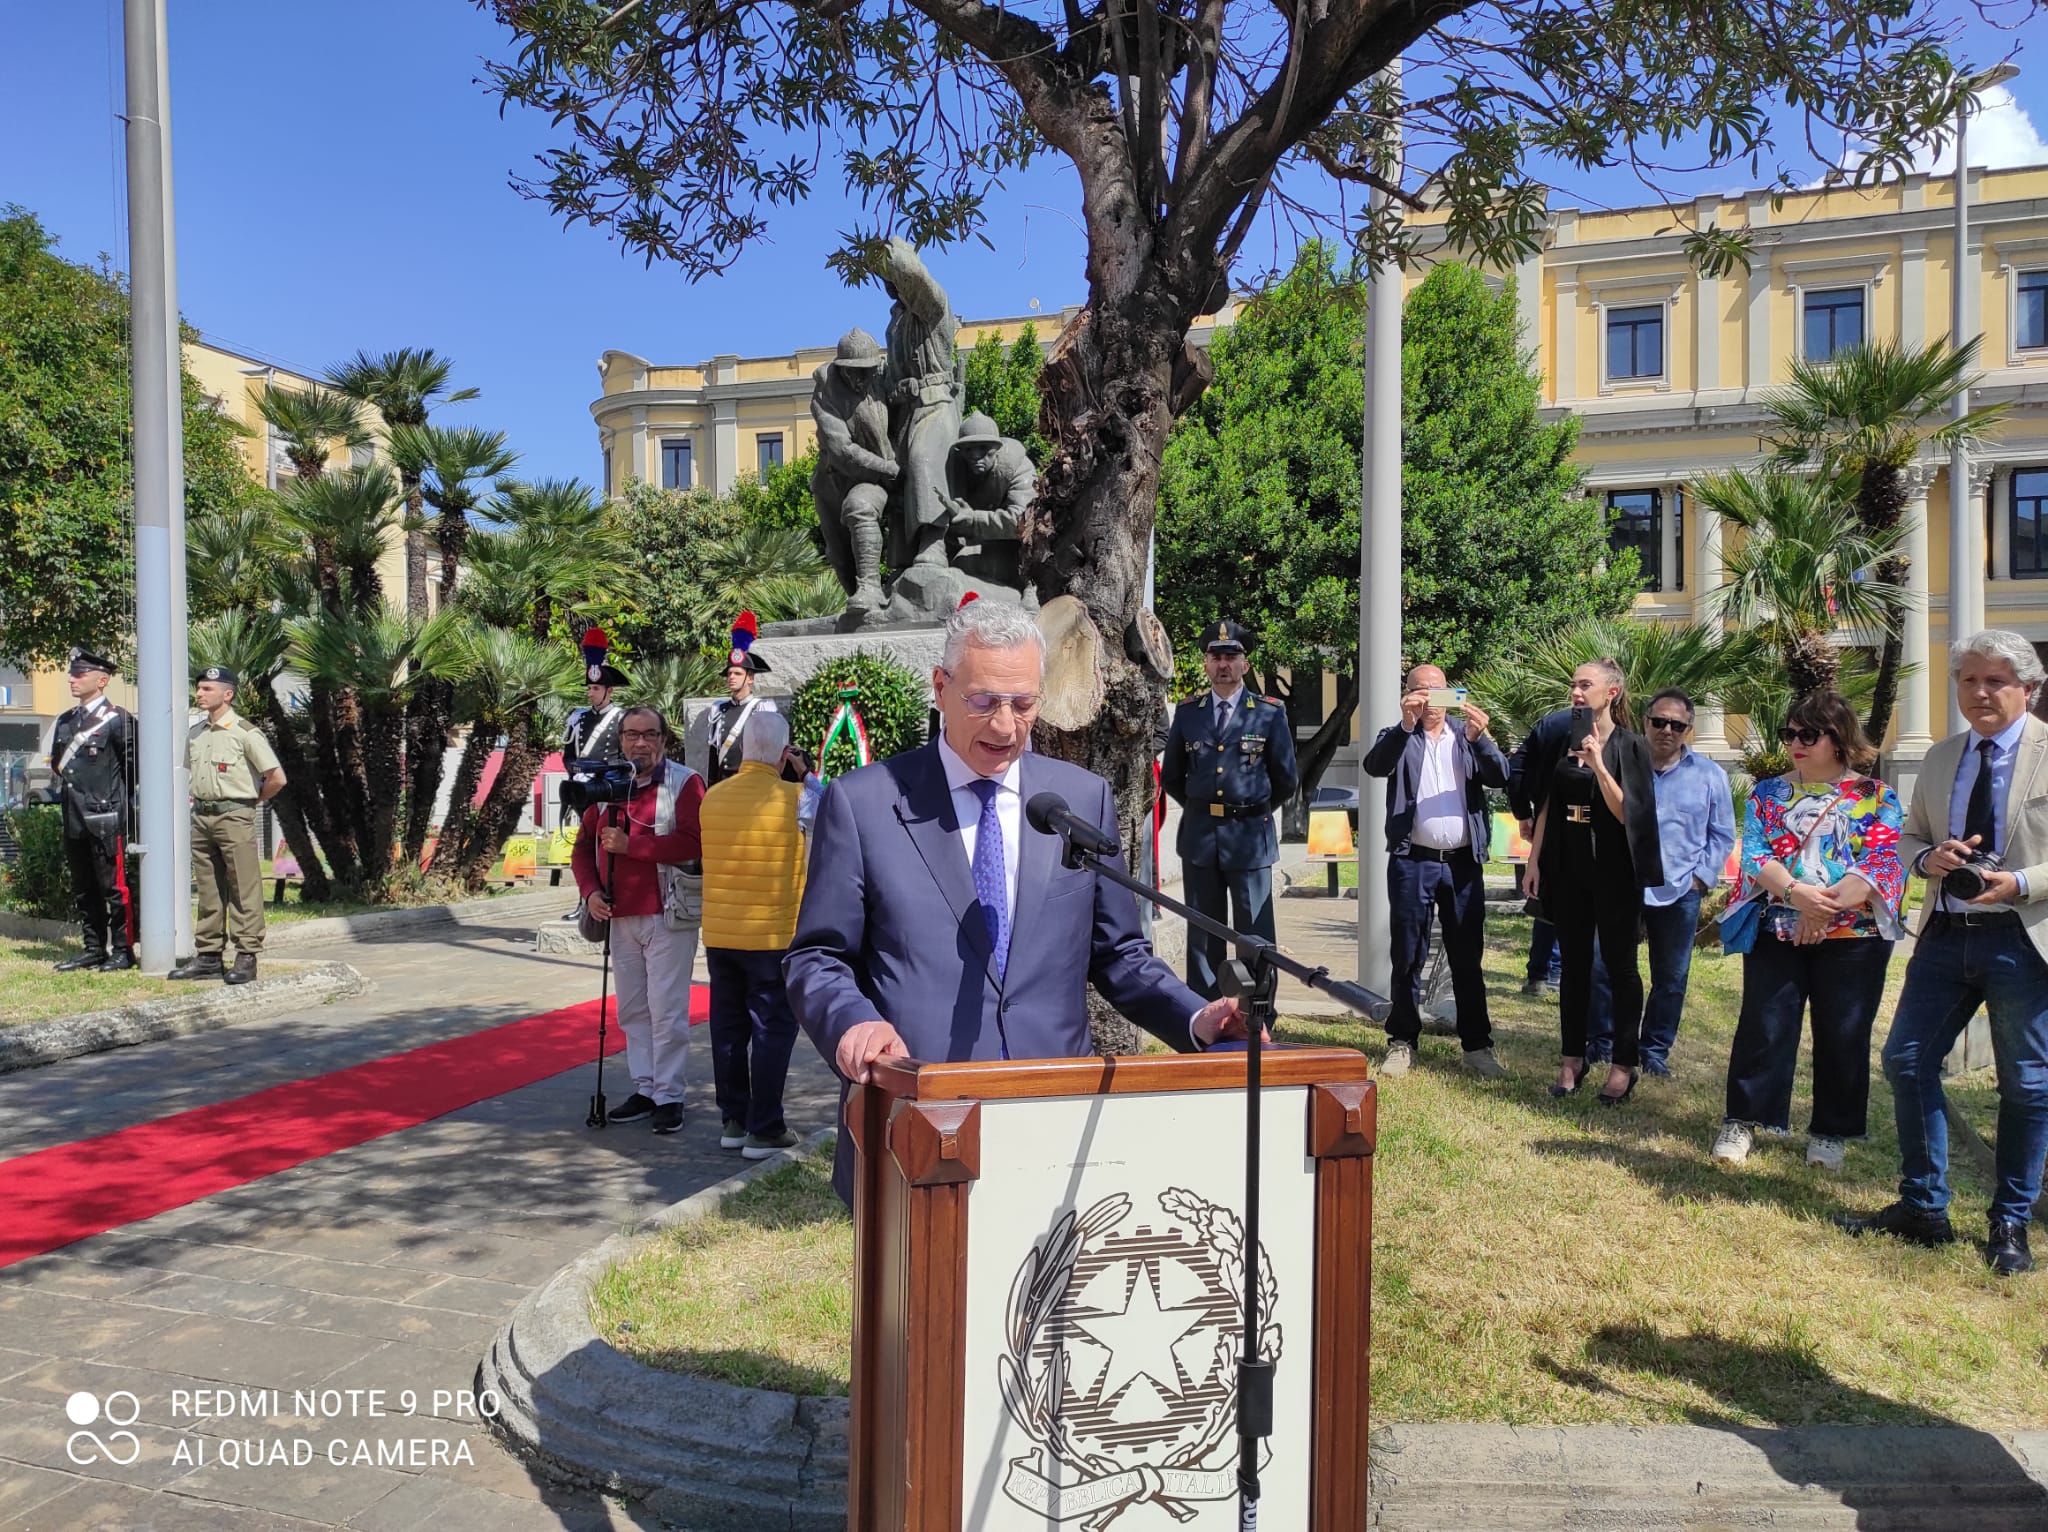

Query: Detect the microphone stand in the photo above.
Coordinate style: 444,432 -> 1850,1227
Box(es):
1046,829 -> 1390,1530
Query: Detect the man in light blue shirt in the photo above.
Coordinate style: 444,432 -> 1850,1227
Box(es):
1588,688 -> 1736,1078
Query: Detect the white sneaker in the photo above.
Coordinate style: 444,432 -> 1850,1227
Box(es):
1806,1135 -> 1847,1172
1379,1041 -> 1415,1079
1710,1122 -> 1753,1165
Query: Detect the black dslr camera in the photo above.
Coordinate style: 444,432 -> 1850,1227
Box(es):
1944,847 -> 2006,902
561,757 -> 636,814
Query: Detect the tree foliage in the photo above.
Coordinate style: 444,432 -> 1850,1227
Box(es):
730,450 -> 822,534
1157,247 -> 1637,800
962,323 -> 1050,465
0,208 -> 254,668
1401,262 -> 1643,673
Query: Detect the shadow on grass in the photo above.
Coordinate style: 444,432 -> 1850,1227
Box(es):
1539,1324 -> 2048,1520
626,1344 -> 848,1397
1528,1134 -> 1857,1221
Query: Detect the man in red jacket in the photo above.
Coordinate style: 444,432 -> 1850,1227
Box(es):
572,706 -> 706,1134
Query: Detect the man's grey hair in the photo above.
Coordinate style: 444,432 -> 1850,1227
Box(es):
939,599 -> 1046,676
740,709 -> 791,764
1950,629 -> 2046,689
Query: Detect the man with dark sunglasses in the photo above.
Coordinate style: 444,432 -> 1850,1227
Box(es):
1586,689 -> 1734,1079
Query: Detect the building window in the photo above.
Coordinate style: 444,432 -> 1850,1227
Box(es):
1606,305 -> 1664,381
757,433 -> 784,474
602,447 -> 613,495
660,438 -> 692,490
1607,489 -> 1663,592
2020,271 -> 2048,351
2014,468 -> 2048,579
1802,287 -> 1865,361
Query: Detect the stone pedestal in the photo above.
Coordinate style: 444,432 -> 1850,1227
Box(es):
753,621 -> 949,700
535,922 -> 604,956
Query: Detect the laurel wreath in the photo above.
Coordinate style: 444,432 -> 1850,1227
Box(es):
997,1188 -> 1284,1529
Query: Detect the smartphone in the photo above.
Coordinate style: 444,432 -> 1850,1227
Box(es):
1569,704 -> 1595,751
1426,686 -> 1468,709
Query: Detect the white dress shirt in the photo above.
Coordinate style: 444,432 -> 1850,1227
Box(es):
1410,724 -> 1468,850
937,734 -> 1021,927
1939,713 -> 2032,910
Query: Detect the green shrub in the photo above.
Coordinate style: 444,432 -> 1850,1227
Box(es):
786,650 -> 929,780
2,805 -> 73,919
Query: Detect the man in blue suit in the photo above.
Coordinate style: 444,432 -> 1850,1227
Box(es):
1160,620 -> 1300,998
786,600 -> 1250,1200
1363,663 -> 1510,1079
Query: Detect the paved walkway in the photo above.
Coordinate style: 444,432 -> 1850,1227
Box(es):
0,906 -> 842,1530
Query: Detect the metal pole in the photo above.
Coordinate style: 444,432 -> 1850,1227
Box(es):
124,0 -> 189,972
156,0 -> 194,963
1946,99 -> 1978,729
1357,61 -> 1401,998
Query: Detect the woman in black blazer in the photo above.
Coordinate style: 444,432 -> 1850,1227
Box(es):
1524,659 -> 1664,1104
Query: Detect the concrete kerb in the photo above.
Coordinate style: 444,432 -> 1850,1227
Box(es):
478,1128 -> 849,1531
1,888 -> 574,951
0,959 -> 367,1074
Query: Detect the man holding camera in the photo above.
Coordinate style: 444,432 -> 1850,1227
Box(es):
1363,664 -> 1508,1079
48,648 -> 137,972
1839,630 -> 2048,1275
571,706 -> 706,1135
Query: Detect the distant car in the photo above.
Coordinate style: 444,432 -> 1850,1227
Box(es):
1308,782 -> 1358,832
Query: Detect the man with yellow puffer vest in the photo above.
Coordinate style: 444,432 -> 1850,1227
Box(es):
700,708 -> 812,1158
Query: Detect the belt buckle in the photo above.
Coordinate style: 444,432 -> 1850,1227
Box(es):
1565,804 -> 1591,825
1208,802 -> 1225,819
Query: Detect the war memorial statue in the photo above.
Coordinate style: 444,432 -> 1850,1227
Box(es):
806,238 -> 1039,629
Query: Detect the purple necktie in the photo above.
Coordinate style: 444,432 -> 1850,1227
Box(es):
970,778 -> 1009,982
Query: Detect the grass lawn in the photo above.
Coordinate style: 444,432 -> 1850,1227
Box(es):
593,918 -> 2041,1429
0,935 -> 183,1026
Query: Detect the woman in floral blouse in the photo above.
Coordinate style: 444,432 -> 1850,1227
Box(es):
1712,690 -> 1906,1172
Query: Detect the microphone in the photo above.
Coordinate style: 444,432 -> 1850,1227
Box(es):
1025,791 -> 1120,858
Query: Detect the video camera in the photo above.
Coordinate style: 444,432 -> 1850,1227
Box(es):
561,757 -> 636,814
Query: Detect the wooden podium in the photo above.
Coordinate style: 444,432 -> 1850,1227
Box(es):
845,1048 -> 1376,1531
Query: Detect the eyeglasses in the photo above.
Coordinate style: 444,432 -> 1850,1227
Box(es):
1645,716 -> 1691,733
941,669 -> 1042,720
1776,727 -> 1827,748
620,728 -> 665,741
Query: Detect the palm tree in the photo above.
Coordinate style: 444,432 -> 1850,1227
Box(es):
326,349 -> 478,623
270,465 -> 402,617
624,652 -> 727,739
1465,614 -> 1765,741
386,423 -> 518,861
255,386 -> 371,481
1762,337 -> 2007,742
696,522 -> 846,623
430,624 -> 581,889
1697,468 -> 1911,702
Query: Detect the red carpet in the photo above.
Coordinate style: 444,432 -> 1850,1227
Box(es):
0,987 -> 709,1270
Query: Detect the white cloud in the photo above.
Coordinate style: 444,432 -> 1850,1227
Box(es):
1907,86 -> 2048,174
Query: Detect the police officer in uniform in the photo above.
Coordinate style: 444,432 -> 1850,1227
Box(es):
558,629 -> 630,923
1160,620 -> 1300,998
705,612 -> 775,789
169,666 -> 285,985
48,648 -> 137,972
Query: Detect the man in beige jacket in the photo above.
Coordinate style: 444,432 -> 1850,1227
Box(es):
1838,630 -> 2048,1275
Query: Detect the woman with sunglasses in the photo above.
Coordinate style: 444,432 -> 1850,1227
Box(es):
1712,691 -> 1905,1171
1524,658 -> 1664,1104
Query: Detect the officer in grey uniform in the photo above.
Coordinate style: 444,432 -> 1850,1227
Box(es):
1160,620 -> 1300,998
170,666 -> 285,985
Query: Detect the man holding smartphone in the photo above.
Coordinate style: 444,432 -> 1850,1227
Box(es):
1363,664 -> 1509,1078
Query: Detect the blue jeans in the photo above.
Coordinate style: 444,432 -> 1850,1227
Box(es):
1725,932 -> 1892,1137
1881,919 -> 2048,1226
1526,917 -> 1562,985
706,947 -> 801,1137
1587,891 -> 1701,1069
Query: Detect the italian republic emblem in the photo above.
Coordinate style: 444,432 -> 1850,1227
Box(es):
998,1189 -> 1282,1527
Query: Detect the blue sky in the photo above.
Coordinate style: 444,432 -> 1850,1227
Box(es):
3,2 -> 2044,484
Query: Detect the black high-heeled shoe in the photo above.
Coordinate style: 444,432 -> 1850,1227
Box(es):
1597,1068 -> 1640,1106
